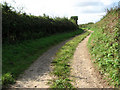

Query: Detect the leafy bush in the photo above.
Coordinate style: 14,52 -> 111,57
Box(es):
2,73 -> 15,86
2,2 -> 78,44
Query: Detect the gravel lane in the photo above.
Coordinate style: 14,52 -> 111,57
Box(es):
11,39 -> 71,88
70,33 -> 110,88
10,31 -> 110,88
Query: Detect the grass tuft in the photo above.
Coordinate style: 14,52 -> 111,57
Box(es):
51,31 -> 90,88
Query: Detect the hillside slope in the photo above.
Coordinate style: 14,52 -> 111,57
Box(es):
88,7 -> 120,87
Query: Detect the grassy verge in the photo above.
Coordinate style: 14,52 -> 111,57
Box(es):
87,8 -> 120,87
51,31 -> 90,88
2,29 -> 84,86
87,26 -> 120,87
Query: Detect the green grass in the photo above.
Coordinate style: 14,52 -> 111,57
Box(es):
2,29 -> 84,86
51,31 -> 90,88
87,25 -> 120,87
87,7 -> 120,87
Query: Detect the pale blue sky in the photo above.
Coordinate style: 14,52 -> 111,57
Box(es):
1,0 -> 119,24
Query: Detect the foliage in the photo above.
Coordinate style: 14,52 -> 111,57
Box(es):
51,31 -> 90,88
2,2 -> 78,44
70,16 -> 78,25
2,73 -> 15,86
88,7 -> 120,87
70,16 -> 78,20
2,29 -> 84,87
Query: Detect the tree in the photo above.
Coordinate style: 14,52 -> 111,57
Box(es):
70,16 -> 78,25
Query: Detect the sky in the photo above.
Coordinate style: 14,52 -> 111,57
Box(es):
1,0 -> 119,24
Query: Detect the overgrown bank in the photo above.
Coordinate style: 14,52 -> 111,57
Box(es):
51,31 -> 90,88
87,7 -> 120,87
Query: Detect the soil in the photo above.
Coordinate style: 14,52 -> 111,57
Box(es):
11,31 -> 110,88
70,32 -> 110,88
10,39 -> 71,88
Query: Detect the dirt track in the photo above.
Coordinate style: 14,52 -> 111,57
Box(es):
70,33 -> 110,88
11,39 -> 71,88
11,31 -> 110,88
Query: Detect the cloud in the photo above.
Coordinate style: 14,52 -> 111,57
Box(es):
1,0 -> 119,24
81,9 -> 104,14
75,2 -> 104,7
78,13 -> 106,24
74,6 -> 104,14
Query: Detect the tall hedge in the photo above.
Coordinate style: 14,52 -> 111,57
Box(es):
2,3 -> 78,44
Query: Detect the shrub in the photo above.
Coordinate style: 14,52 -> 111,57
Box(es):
2,2 -> 78,44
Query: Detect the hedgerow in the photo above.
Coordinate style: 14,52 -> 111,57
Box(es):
2,2 -> 78,44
